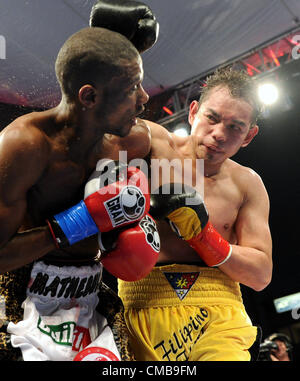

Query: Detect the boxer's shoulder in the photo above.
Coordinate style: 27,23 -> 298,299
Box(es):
145,119 -> 170,140
124,118 -> 152,159
230,160 -> 262,183
0,116 -> 51,188
229,159 -> 266,199
144,119 -> 182,159
1,113 -> 51,154
101,119 -> 151,161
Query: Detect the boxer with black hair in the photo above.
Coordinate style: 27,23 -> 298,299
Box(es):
102,67 -> 272,361
89,1 -> 272,362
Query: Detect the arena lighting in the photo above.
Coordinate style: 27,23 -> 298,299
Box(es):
268,48 -> 280,67
257,83 -> 279,105
174,128 -> 188,137
173,122 -> 189,137
163,106 -> 173,115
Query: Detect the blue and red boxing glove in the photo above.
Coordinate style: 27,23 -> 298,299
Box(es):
47,160 -> 150,248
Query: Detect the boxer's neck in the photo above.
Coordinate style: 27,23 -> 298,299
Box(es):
51,100 -> 105,163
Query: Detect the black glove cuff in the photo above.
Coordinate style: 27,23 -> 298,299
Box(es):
46,218 -> 70,249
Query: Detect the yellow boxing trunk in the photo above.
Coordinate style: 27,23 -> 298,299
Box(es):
118,264 -> 260,361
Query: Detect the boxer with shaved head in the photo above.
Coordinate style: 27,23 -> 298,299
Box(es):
0,10 -> 159,361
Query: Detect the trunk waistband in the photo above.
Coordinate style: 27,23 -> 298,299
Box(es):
27,261 -> 102,302
118,264 -> 243,309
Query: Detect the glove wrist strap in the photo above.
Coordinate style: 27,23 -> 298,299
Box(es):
48,201 -> 99,247
188,221 -> 232,267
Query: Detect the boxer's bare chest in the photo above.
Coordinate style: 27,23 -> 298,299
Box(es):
25,144 -> 97,227
28,163 -> 84,218
150,136 -> 243,262
22,154 -> 101,262
150,135 -> 243,231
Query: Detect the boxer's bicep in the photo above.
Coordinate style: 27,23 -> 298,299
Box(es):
0,199 -> 27,247
235,173 -> 272,258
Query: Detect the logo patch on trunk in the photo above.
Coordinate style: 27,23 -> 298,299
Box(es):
163,272 -> 199,300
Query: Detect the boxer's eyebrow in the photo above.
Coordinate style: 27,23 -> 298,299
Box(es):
206,108 -> 220,118
206,108 -> 247,129
126,69 -> 144,89
232,119 -> 247,128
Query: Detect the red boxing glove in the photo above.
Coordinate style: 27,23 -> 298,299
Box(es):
150,183 -> 232,267
47,160 -> 150,248
84,160 -> 150,231
186,221 -> 232,267
98,214 -> 160,281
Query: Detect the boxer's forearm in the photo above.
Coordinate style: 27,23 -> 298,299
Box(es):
218,244 -> 272,291
0,226 -> 55,274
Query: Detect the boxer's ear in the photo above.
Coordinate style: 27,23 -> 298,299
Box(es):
188,100 -> 200,126
78,85 -> 102,109
241,125 -> 259,147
